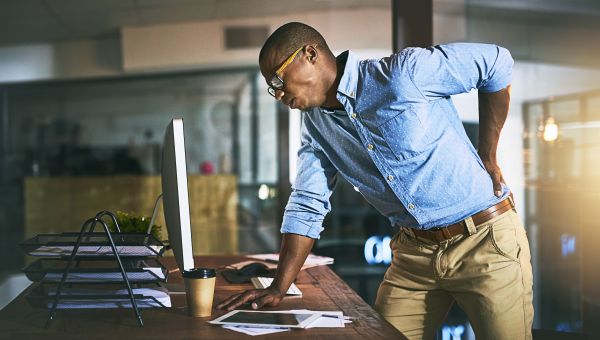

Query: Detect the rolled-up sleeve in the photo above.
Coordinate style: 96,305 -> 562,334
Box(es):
281,119 -> 338,239
406,43 -> 514,99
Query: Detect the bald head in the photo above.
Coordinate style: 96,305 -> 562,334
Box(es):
259,22 -> 334,74
258,22 -> 341,111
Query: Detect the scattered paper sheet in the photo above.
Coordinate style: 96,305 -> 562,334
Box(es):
247,253 -> 334,269
291,310 -> 351,328
226,253 -> 334,271
222,325 -> 290,336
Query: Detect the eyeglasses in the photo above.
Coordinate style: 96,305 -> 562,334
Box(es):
267,46 -> 304,97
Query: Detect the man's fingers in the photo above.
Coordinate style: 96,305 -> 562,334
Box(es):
217,289 -> 282,311
225,291 -> 257,311
217,293 -> 241,309
494,182 -> 502,197
217,293 -> 240,308
252,293 -> 275,310
491,170 -> 504,197
483,162 -> 508,198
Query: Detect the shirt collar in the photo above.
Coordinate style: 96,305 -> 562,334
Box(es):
317,51 -> 359,116
336,50 -> 359,100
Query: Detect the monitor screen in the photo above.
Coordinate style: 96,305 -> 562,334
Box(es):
161,118 -> 195,272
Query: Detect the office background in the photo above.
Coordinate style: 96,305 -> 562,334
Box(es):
1,0 -> 600,338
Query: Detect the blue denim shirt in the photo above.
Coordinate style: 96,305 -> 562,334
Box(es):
281,43 -> 513,238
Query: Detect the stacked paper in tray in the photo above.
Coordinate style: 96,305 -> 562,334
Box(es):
45,287 -> 171,309
30,245 -> 163,257
42,267 -> 165,282
222,310 -> 352,336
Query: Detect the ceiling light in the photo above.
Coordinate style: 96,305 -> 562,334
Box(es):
543,117 -> 558,142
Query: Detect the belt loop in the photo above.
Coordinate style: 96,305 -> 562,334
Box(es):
507,195 -> 515,208
465,216 -> 477,235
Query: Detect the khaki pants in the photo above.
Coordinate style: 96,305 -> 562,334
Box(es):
374,210 -> 533,340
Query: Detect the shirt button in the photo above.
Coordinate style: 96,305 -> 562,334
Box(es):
367,144 -> 374,150
387,175 -> 394,181
351,113 -> 357,119
408,203 -> 415,210
350,91 -> 355,97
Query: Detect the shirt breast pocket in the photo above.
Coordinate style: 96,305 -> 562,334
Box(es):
378,110 -> 429,161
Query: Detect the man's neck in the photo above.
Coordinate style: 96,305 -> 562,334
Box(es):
320,56 -> 346,110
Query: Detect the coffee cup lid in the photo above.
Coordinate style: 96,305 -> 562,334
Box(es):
182,268 -> 216,279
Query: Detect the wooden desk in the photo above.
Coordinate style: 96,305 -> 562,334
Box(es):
0,256 -> 405,339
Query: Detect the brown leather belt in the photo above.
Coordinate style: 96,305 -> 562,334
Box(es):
410,197 -> 515,243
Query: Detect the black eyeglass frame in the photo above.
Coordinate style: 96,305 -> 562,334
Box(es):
266,45 -> 307,97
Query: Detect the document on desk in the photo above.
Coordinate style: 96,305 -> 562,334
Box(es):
247,253 -> 334,269
226,253 -> 334,271
218,309 -> 351,336
294,310 -> 352,328
222,325 -> 290,336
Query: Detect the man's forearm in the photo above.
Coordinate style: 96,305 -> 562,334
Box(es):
477,85 -> 511,162
270,233 -> 315,295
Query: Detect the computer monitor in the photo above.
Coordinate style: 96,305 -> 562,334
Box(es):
161,118 -> 195,272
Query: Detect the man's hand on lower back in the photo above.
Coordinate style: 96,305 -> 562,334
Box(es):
477,86 -> 511,198
481,158 -> 507,197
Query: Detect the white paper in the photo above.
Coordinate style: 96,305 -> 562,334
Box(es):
247,253 -> 334,268
226,253 -> 334,271
46,287 -> 171,309
42,267 -> 165,282
31,245 -> 163,257
142,267 -> 165,279
291,310 -> 349,328
250,277 -> 302,296
222,325 -> 290,336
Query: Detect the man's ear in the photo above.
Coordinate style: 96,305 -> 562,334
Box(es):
305,45 -> 318,64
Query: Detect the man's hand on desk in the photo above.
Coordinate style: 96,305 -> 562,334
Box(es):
217,233 -> 315,311
217,286 -> 285,311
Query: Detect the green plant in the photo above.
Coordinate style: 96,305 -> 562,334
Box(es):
109,211 -> 163,240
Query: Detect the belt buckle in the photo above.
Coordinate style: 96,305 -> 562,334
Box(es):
428,227 -> 452,242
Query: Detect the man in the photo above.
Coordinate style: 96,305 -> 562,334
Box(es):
218,22 -> 533,339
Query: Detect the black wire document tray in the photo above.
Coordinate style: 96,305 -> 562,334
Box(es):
21,232 -> 166,258
20,210 -> 168,327
26,284 -> 171,309
23,258 -> 168,283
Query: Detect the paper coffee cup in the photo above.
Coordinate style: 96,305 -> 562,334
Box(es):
183,268 -> 216,317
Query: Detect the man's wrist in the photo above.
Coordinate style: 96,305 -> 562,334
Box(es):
478,150 -> 496,164
267,283 -> 287,297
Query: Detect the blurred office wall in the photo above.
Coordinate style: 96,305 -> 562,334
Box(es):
0,0 -> 599,336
